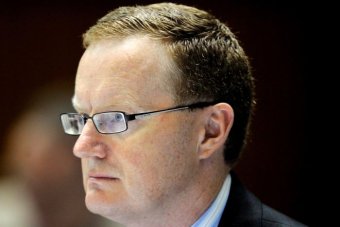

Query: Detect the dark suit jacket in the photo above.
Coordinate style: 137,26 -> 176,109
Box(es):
218,172 -> 307,226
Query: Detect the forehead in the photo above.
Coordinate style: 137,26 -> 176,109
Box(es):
74,36 -> 175,112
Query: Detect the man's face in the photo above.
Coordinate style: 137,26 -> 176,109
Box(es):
73,36 -> 203,222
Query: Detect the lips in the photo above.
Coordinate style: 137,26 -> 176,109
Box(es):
88,172 -> 119,181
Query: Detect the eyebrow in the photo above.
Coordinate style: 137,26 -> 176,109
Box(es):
71,95 -> 87,113
71,95 -> 77,109
71,95 -> 144,114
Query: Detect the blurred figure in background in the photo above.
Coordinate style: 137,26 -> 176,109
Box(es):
0,83 -> 120,227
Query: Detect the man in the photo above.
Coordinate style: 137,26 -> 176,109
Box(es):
60,2 -> 306,226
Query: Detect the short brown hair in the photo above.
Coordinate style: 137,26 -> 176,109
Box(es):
83,2 -> 255,165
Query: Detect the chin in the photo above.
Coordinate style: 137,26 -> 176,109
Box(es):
85,195 -> 110,217
85,189 -> 125,219
86,189 -> 107,209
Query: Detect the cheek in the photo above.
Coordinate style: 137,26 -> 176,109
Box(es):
122,116 -> 199,199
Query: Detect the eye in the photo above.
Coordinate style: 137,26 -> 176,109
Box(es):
113,113 -> 124,122
111,113 -> 124,122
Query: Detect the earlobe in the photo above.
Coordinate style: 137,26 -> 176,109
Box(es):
198,103 -> 234,160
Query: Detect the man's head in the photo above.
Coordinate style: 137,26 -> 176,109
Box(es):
70,2 -> 254,225
82,2 -> 255,164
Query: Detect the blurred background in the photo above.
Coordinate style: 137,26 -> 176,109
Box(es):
0,0 -> 312,226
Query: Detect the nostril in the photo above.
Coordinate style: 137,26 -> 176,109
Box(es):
92,142 -> 110,158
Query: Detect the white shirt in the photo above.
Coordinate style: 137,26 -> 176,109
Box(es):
191,174 -> 231,227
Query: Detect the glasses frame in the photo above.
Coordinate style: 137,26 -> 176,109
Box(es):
60,101 -> 217,135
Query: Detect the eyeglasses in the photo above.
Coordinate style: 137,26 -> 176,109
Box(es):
60,101 -> 216,135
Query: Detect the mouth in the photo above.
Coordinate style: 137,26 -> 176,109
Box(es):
88,173 -> 119,183
89,176 -> 118,181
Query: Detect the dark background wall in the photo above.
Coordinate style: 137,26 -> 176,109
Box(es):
1,0 -> 311,225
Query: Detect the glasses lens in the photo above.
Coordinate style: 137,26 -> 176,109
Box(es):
93,112 -> 127,134
60,113 -> 84,135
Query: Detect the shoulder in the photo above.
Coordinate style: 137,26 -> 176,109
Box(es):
261,204 -> 307,227
218,172 -> 307,227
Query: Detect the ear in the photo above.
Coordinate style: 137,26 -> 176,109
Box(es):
197,103 -> 234,160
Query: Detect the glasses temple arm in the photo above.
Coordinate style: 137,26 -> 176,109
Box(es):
125,101 -> 218,121
126,106 -> 190,121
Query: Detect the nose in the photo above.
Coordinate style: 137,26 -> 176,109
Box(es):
73,121 -> 107,159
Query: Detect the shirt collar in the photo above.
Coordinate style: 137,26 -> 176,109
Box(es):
192,174 -> 231,227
